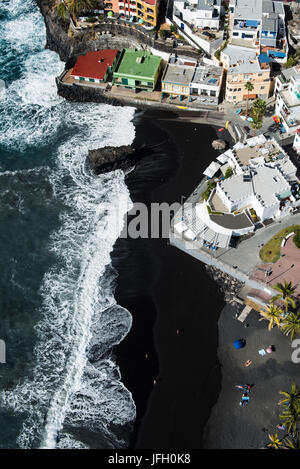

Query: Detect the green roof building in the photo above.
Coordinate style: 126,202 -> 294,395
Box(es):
112,49 -> 162,92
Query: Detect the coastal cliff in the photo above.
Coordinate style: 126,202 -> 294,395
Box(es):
36,0 -> 145,62
36,0 -> 201,63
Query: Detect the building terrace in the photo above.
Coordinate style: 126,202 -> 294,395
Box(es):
171,135 -> 300,254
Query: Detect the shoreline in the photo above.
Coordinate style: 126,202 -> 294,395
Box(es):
112,109 -> 228,448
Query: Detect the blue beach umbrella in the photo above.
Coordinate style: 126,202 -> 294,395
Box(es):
234,339 -> 245,349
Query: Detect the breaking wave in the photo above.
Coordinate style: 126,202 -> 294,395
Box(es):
0,0 -> 136,448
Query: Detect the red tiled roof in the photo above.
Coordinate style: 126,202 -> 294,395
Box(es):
142,0 -> 156,5
71,50 -> 119,80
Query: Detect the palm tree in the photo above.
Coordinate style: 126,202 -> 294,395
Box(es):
250,116 -> 263,136
266,433 -> 283,449
245,80 -> 254,117
280,406 -> 300,433
272,280 -> 296,313
260,303 -> 283,330
283,432 -> 300,449
279,383 -> 300,408
57,1 -> 68,19
281,312 -> 300,341
251,98 -> 266,120
68,0 -> 96,17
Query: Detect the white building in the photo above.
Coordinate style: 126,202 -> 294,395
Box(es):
216,165 -> 293,221
189,63 -> 223,105
229,0 -> 287,63
172,0 -> 224,52
274,65 -> 300,97
173,0 -> 223,30
293,129 -> 300,155
173,135 -> 300,250
275,71 -> 300,134
220,44 -> 257,69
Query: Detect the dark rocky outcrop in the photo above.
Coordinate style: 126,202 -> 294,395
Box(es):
211,139 -> 226,150
87,145 -> 137,174
56,79 -> 124,106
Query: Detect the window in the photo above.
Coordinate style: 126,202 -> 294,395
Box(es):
89,78 -> 95,82
261,86 -> 265,90
122,78 -> 128,85
233,96 -> 236,99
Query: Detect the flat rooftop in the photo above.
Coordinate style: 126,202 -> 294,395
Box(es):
228,61 -> 263,75
234,140 -> 280,165
197,0 -> 221,10
191,65 -> 222,86
222,45 -> 257,66
163,63 -> 195,85
262,17 -> 277,32
115,49 -> 161,79
219,165 -> 291,206
210,211 -> 253,229
71,50 -> 119,80
281,89 -> 300,107
234,0 -> 263,20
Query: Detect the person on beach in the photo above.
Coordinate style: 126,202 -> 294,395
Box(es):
276,424 -> 285,431
235,384 -> 252,393
239,393 -> 250,407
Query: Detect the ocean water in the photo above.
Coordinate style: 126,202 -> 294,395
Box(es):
0,0 -> 136,449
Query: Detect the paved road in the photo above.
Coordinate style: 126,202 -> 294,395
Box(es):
170,212 -> 300,298
215,213 -> 300,276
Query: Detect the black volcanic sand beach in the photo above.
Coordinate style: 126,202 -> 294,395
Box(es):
112,110 -> 228,449
203,303 -> 300,449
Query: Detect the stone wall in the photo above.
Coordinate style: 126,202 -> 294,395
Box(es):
36,0 -> 201,62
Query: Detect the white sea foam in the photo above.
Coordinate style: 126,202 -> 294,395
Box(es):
0,0 -> 137,449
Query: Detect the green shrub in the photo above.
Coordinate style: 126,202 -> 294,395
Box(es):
202,180 -> 216,200
159,30 -> 171,39
224,167 -> 233,179
285,55 -> 297,69
215,40 -> 228,60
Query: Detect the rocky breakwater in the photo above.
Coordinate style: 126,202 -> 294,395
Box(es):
205,265 -> 244,307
